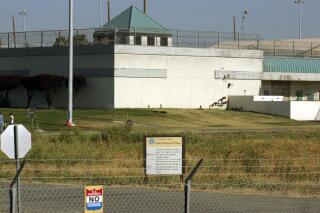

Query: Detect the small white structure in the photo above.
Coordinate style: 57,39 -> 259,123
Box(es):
228,96 -> 320,121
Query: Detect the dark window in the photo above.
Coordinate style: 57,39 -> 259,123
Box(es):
160,37 -> 168,46
147,36 -> 155,46
296,90 -> 303,101
135,36 -> 142,45
263,90 -> 270,95
118,34 -> 128,44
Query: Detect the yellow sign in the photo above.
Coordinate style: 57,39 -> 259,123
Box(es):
84,186 -> 104,213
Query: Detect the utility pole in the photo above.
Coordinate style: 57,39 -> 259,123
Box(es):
294,0 -> 304,40
67,0 -> 75,127
18,10 -> 28,32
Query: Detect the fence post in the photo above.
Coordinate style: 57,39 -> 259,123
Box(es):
273,41 -> 276,56
177,29 -> 179,47
184,180 -> 191,213
7,33 -> 10,48
24,32 -> 27,47
114,26 -> 117,44
197,31 -> 199,48
237,32 -> 240,49
257,39 -> 259,49
10,185 -> 16,213
217,32 -> 220,49
293,41 -> 295,56
41,31 -> 44,47
311,42 -> 313,58
184,159 -> 203,213
10,160 -> 26,213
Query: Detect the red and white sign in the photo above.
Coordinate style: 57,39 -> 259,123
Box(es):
84,186 -> 104,213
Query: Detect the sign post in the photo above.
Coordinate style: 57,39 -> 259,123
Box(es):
144,136 -> 185,181
84,186 -> 104,213
13,126 -> 20,213
1,124 -> 32,213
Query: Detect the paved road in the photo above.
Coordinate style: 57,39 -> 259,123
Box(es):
1,183 -> 320,213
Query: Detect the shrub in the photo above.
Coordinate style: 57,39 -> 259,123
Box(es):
74,34 -> 89,46
53,36 -> 68,47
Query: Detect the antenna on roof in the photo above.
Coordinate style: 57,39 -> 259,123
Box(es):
144,0 -> 147,14
107,0 -> 111,22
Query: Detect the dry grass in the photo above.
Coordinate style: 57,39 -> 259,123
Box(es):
1,127 -> 320,195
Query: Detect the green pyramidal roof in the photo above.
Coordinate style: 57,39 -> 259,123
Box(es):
102,6 -> 170,34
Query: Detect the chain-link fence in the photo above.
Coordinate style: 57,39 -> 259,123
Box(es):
0,188 -> 10,213
0,27 -> 319,58
1,158 -> 320,212
0,28 -> 258,49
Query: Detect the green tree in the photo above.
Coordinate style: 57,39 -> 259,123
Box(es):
65,76 -> 87,96
0,75 -> 21,107
21,76 -> 40,108
38,75 -> 65,108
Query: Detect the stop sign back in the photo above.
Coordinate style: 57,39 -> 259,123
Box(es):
0,125 -> 31,159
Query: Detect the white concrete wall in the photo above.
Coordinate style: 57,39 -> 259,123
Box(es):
167,38 -> 173,47
114,45 -> 263,108
290,101 -> 320,121
228,96 -> 291,117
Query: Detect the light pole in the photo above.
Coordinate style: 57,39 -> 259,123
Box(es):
241,10 -> 248,36
294,0 -> 304,40
99,0 -> 103,28
67,0 -> 75,127
107,0 -> 111,22
18,10 -> 28,32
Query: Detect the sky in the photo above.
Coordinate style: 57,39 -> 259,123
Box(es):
0,0 -> 319,39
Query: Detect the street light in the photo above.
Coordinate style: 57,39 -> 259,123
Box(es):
294,0 -> 304,40
99,0 -> 103,28
67,0 -> 75,127
18,10 -> 28,32
241,10 -> 248,36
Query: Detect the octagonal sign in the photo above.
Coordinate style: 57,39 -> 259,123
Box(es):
1,125 -> 31,159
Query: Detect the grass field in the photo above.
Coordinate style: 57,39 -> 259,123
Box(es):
1,108 -> 320,133
1,108 -> 320,195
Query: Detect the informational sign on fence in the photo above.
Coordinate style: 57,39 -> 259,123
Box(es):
84,186 -> 104,213
144,136 -> 185,175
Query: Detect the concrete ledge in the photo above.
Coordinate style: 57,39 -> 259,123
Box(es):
115,45 -> 264,59
0,45 -> 114,57
215,70 -> 320,81
115,68 -> 167,78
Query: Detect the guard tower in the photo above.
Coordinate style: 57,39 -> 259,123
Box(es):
94,6 -> 172,46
